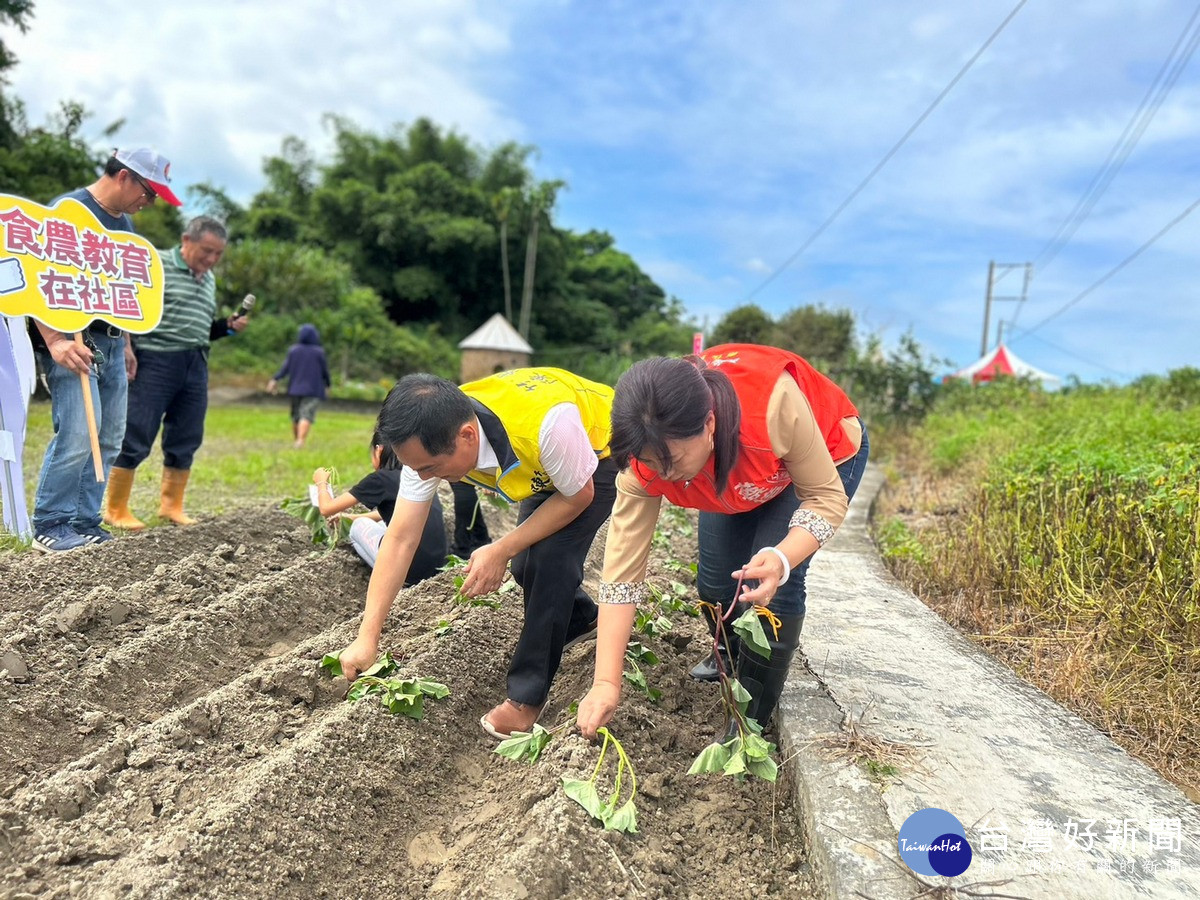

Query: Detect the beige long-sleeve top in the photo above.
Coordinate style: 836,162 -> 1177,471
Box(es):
598,373 -> 862,604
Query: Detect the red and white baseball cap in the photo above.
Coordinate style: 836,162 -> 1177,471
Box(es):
113,147 -> 183,207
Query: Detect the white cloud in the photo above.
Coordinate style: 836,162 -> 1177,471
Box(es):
8,0 -> 522,201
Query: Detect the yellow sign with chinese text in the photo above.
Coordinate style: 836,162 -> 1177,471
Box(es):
0,193 -> 164,334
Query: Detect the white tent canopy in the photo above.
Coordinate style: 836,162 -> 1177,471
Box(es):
949,343 -> 1061,387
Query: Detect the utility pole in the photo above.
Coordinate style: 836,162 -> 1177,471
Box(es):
980,261 -> 1033,355
980,261 -> 995,357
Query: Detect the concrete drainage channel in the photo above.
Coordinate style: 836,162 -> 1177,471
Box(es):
778,468 -> 1200,900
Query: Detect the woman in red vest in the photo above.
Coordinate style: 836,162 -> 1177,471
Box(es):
577,343 -> 869,738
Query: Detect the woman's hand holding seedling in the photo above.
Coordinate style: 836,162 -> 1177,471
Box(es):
337,635 -> 379,681
577,680 -> 621,740
733,549 -> 787,606
460,542 -> 508,597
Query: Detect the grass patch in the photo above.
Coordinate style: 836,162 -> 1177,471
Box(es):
875,375 -> 1200,799
7,399 -> 380,547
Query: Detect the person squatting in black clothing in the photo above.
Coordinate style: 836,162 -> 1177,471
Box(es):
310,432 -> 446,585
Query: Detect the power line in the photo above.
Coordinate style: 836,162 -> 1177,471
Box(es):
1010,2 -> 1200,336
1010,331 -> 1130,379
743,0 -> 1030,303
1010,193 -> 1200,340
1030,1 -> 1200,277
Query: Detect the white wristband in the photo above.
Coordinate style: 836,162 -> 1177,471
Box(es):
759,546 -> 790,585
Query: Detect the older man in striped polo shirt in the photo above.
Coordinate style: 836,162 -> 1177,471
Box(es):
104,216 -> 247,530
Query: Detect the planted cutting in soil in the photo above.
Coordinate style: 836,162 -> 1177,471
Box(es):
0,503 -> 815,899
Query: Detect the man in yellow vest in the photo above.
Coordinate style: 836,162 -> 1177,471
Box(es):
336,369 -> 616,739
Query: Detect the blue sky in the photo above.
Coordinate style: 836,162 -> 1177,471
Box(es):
10,1 -> 1200,381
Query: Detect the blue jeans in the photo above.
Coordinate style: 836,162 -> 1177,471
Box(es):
115,347 -> 208,470
32,332 -> 128,531
696,422 -> 870,617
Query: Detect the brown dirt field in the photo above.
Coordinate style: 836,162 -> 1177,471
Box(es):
0,498 -> 816,899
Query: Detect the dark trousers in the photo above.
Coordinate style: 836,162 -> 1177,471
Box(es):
115,347 -> 208,470
506,456 -> 617,706
450,480 -> 491,556
697,422 -> 870,617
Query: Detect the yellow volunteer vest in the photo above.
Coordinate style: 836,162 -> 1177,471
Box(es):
461,368 -> 613,502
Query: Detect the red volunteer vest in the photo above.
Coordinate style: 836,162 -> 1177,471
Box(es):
631,344 -> 858,513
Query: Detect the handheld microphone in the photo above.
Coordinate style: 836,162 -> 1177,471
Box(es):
232,294 -> 256,320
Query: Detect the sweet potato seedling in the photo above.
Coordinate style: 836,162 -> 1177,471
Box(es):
562,726 -> 639,833
281,494 -> 352,547
634,580 -> 699,638
492,703 -> 581,765
623,640 -> 662,703
319,651 -> 450,720
687,600 -> 781,783
493,716 -> 577,764
440,556 -> 516,609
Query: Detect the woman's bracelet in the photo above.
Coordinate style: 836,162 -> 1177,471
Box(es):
759,546 -> 791,585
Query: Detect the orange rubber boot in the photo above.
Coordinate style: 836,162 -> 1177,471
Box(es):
159,467 -> 197,526
103,466 -> 146,531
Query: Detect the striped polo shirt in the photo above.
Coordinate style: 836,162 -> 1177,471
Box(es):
137,246 -> 218,351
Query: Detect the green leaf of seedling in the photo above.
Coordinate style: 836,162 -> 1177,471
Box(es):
495,724 -> 553,764
361,652 -> 398,678
732,608 -> 771,660
634,609 -> 653,635
746,754 -> 779,783
625,642 -> 660,666
386,691 -> 425,719
568,700 -> 579,716
623,668 -> 650,694
434,620 -> 454,638
440,554 -> 468,571
722,749 -> 749,777
647,685 -> 662,703
562,777 -> 605,821
688,741 -> 732,775
415,679 -> 450,699
742,732 -> 774,760
347,677 -> 382,703
729,678 -> 752,715
604,799 -> 639,833
319,653 -> 343,677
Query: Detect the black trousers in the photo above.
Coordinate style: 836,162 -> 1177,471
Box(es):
115,347 -> 208,470
506,456 -> 617,705
450,480 -> 490,556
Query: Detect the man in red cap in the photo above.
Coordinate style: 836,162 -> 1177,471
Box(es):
28,148 -> 183,552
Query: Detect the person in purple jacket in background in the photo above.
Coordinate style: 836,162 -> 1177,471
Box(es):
267,323 -> 331,448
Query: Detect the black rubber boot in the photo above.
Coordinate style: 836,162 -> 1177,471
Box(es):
689,601 -> 740,682
729,613 -> 805,733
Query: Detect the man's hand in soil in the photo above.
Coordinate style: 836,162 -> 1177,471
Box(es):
338,636 -> 378,681
577,681 -> 620,740
460,542 -> 508,597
